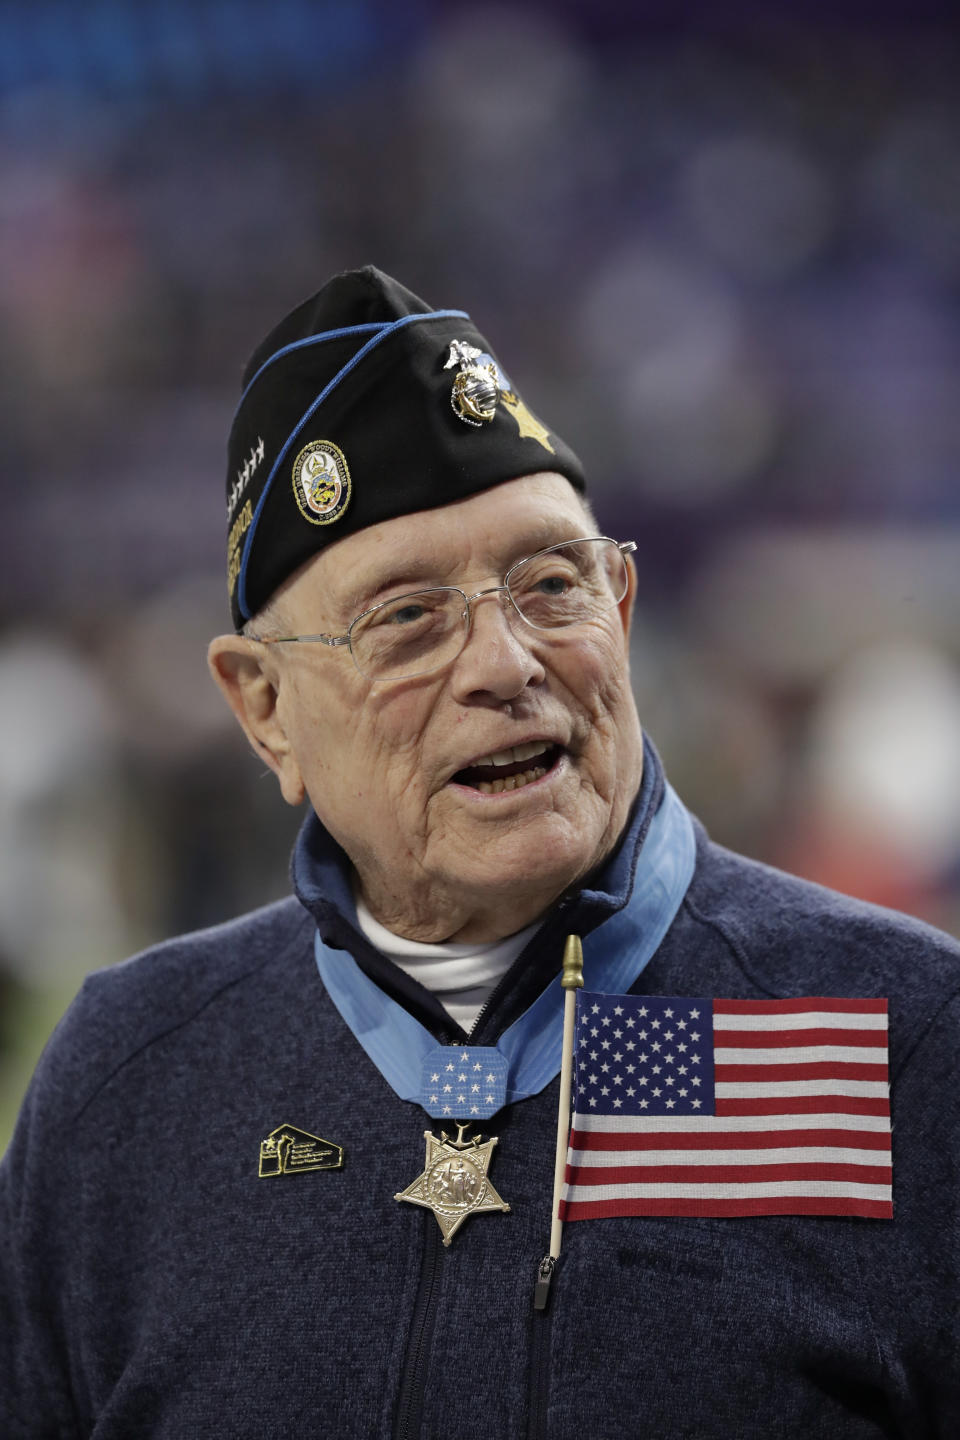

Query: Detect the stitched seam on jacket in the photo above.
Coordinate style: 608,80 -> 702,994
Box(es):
68,908 -> 314,1126
887,983 -> 960,1087
847,1233 -> 892,1397
680,891 -> 782,998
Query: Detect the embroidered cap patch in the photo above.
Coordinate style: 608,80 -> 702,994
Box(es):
291,439 -> 352,526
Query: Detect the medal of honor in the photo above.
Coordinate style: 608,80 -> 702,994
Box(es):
313,786 -> 697,1248
395,1123 -> 510,1245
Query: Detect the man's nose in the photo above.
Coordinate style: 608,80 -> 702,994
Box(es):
449,587 -> 546,702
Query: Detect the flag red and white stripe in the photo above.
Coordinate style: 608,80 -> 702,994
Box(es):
560,994 -> 892,1221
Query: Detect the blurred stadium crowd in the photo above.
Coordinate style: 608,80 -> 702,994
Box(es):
1,0 -> 959,1146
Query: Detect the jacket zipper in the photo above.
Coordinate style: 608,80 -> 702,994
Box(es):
466,904 -> 575,1045
394,1214 -> 443,1440
393,911 -> 572,1439
528,1255 -> 556,1440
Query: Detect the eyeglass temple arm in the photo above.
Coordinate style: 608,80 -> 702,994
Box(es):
248,632 -> 351,647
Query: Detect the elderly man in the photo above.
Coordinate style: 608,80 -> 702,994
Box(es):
2,268 -> 959,1438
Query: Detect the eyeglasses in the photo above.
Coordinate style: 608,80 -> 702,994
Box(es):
249,536 -> 636,684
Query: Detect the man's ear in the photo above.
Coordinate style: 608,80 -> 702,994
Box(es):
616,550 -> 637,647
207,636 -> 305,806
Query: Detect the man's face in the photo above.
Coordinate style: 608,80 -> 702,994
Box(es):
245,472 -> 643,941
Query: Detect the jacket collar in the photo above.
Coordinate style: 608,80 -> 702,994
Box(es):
291,734 -> 665,1043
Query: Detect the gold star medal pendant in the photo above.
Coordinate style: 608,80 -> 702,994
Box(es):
396,1123 -> 510,1245
395,1047 -> 511,1244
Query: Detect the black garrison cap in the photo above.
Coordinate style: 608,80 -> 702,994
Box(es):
225,266 -> 586,629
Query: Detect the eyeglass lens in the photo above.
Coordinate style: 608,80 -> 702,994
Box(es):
349,539 -> 628,682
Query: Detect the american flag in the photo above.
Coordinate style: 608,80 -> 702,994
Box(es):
560,992 -> 892,1221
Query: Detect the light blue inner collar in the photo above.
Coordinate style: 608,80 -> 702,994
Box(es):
313,782 -> 696,1120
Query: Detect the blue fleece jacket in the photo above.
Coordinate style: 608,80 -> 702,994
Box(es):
2,746 -> 958,1438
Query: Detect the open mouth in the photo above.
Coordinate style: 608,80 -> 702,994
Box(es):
451,741 -> 562,795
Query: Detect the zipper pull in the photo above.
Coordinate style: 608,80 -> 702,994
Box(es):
533,1254 -> 556,1312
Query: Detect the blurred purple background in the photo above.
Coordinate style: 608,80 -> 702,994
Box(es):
2,0 -> 959,1141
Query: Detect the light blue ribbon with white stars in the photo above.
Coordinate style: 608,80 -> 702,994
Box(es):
313,782 -> 696,1121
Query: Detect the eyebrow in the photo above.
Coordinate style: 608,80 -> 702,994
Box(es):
335,554 -> 461,619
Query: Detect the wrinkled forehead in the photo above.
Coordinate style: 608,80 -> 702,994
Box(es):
283,472 -> 597,620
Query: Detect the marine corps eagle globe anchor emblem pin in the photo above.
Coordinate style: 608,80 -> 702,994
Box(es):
444,339 -> 501,427
396,1124 -> 510,1245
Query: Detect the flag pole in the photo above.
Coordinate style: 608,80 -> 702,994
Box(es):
548,934 -> 584,1261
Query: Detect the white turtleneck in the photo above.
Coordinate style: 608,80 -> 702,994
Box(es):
354,895 -> 541,1033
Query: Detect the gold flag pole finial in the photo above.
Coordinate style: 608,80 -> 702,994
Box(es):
561,934 -> 584,991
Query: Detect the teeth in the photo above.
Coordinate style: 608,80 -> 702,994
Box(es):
475,764 -> 548,795
513,740 -> 550,763
472,741 -> 551,768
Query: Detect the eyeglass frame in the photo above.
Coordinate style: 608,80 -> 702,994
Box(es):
247,536 -> 637,681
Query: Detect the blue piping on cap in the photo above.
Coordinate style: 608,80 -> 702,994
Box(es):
236,308 -> 469,622
232,322 -> 386,424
